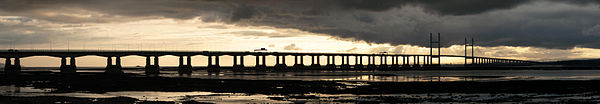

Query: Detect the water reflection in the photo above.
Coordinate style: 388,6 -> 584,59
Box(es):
7,69 -> 600,103
0,85 -> 289,103
154,70 -> 600,82
19,69 -> 600,82
326,75 -> 476,82
272,92 -> 600,103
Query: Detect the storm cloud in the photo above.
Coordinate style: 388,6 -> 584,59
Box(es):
1,0 -> 600,49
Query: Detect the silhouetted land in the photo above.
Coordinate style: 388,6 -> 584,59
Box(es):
544,58 -> 600,66
2,71 -> 600,103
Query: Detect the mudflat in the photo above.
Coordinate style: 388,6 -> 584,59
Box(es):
2,72 -> 600,103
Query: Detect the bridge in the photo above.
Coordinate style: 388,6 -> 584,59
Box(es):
0,50 -> 536,74
0,33 -> 537,75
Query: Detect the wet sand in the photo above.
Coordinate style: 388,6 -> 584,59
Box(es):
2,71 -> 600,103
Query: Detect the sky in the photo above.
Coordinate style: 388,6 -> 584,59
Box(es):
1,0 -> 600,67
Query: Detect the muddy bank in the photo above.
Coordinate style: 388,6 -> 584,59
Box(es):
4,73 -> 600,103
0,96 -> 206,104
2,74 -> 600,94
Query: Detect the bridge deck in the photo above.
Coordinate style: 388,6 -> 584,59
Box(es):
0,50 -> 528,62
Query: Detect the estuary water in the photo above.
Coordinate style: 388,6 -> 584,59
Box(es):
44,69 -> 600,82
3,68 -> 600,103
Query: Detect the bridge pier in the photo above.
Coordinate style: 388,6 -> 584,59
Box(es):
4,57 -> 21,74
421,56 -> 428,68
255,55 -> 267,71
354,56 -> 364,70
378,55 -> 388,70
482,58 -> 486,65
178,56 -> 193,74
207,55 -> 220,73
274,55 -> 287,70
367,56 -> 376,70
341,56 -> 350,70
142,56 -> 160,75
402,56 -> 410,68
310,55 -> 321,69
232,55 -> 245,72
390,56 -> 400,70
60,57 -> 77,74
413,56 -> 420,68
423,56 -> 429,67
484,58 -> 488,65
325,56 -> 336,69
105,56 -> 124,74
292,55 -> 305,70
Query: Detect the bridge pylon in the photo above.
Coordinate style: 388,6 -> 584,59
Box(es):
429,33 -> 442,67
465,37 -> 475,66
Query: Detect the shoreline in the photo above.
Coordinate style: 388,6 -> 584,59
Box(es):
3,73 -> 600,94
3,73 -> 600,103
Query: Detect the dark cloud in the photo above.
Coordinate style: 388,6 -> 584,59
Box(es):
220,30 -> 301,38
1,0 -> 600,49
0,18 -> 52,45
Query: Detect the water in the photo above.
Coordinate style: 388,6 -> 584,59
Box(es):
53,69 -> 600,82
4,69 -> 600,103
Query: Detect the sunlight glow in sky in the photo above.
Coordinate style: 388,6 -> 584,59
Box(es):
1,0 -> 600,67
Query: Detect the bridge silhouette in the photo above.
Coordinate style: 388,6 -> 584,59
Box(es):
1,33 -> 537,75
0,50 -> 536,74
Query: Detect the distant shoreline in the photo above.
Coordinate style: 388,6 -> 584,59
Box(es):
3,73 -> 600,94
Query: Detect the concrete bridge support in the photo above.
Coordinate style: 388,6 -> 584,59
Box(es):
354,56 -> 364,70
367,56 -> 376,70
423,56 -> 428,67
142,56 -> 160,75
484,58 -> 487,64
60,57 -> 77,74
390,56 -> 400,70
292,55 -> 305,70
402,56 -> 410,68
207,55 -> 220,73
255,55 -> 267,71
232,55 -> 245,72
482,58 -> 486,65
274,55 -> 287,70
341,56 -> 350,70
4,57 -> 21,74
379,55 -> 388,70
325,56 -> 336,69
413,56 -> 420,68
105,56 -> 124,74
424,56 -> 430,67
309,55 -> 321,69
178,56 -> 193,74
481,58 -> 485,65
